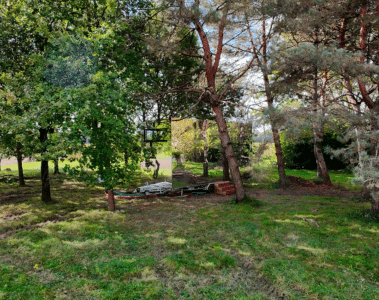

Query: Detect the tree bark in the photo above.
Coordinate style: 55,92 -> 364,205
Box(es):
372,198 -> 379,213
272,128 -> 287,186
316,161 -> 322,179
54,159 -> 60,174
107,189 -> 115,211
212,103 -> 244,201
16,142 -> 25,186
174,154 -> 182,167
221,146 -> 230,181
313,139 -> 332,185
39,128 -> 52,203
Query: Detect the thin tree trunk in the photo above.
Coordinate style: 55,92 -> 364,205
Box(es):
39,128 -> 52,203
372,200 -> 379,213
54,159 -> 60,174
312,72 -> 332,186
338,15 -> 362,113
192,8 -> 244,201
212,103 -> 244,201
107,189 -> 115,211
356,127 -> 373,201
313,140 -> 332,185
256,17 -> 287,187
16,142 -> 25,186
153,159 -> 160,179
41,160 -> 51,202
272,128 -> 287,186
357,4 -> 376,109
316,161 -> 322,179
174,154 -> 182,167
200,120 -> 209,177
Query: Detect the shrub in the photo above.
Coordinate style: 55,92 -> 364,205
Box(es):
280,129 -> 350,170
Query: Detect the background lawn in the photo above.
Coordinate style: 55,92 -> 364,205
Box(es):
0,151 -> 375,299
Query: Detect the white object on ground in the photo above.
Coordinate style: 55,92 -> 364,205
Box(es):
133,181 -> 172,194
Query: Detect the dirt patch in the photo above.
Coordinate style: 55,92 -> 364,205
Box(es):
0,194 -> 31,206
287,176 -> 318,187
274,176 -> 361,198
254,176 -> 361,198
275,187 -> 361,198
172,170 -> 209,185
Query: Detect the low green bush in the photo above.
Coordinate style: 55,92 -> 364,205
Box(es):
280,129 -> 350,170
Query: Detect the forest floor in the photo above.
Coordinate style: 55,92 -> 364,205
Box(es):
0,164 -> 378,299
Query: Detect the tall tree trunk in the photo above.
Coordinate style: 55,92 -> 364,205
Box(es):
372,199 -> 379,213
54,159 -> 60,174
357,4 -> 376,110
356,127 -> 374,202
256,16 -> 287,187
316,161 -> 322,179
107,189 -> 115,211
174,154 -> 182,167
312,72 -> 332,186
338,15 -> 362,113
192,8 -> 244,201
39,128 -> 52,203
200,120 -> 209,177
153,159 -> 160,179
212,103 -> 244,201
313,139 -> 332,185
16,142 -> 25,186
221,146 -> 230,181
272,128 -> 287,186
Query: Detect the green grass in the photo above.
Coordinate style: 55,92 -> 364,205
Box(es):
172,181 -> 188,187
0,159 -> 81,173
0,150 -> 376,299
0,172 -> 378,299
173,156 -> 359,191
173,161 -> 224,179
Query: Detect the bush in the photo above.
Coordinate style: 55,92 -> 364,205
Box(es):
280,129 -> 350,170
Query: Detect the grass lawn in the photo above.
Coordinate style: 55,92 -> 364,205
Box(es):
173,161 -> 224,179
0,158 -> 377,299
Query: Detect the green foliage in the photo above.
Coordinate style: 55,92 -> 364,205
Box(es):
62,72 -> 142,190
44,33 -> 97,88
280,129 -> 349,170
183,120 -> 252,164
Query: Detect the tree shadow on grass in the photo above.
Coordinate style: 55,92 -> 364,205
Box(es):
348,209 -> 379,224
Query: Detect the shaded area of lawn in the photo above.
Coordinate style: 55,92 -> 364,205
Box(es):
0,172 -> 378,299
